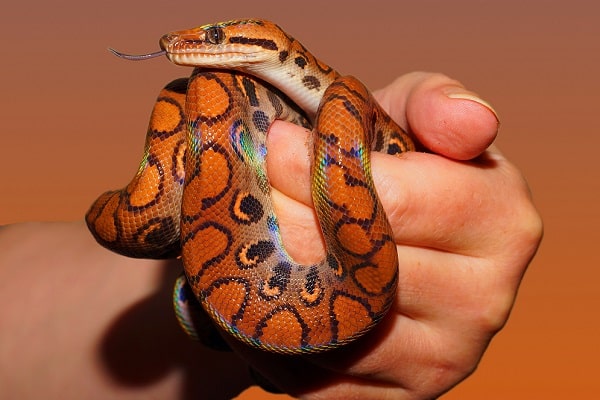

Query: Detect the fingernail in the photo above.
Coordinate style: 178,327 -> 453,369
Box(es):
446,92 -> 500,123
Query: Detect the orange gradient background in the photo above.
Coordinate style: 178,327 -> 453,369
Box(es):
1,1 -> 598,398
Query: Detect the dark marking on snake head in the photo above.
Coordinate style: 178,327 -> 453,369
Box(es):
279,50 -> 289,63
294,56 -> 307,69
228,37 -> 278,51
302,75 -> 321,90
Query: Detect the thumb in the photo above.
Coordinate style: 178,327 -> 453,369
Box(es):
374,72 -> 499,160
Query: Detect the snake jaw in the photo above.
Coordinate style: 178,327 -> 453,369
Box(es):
159,30 -> 269,68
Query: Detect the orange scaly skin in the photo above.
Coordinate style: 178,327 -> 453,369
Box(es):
86,19 -> 415,354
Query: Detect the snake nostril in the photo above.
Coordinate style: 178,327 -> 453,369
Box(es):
159,34 -> 176,50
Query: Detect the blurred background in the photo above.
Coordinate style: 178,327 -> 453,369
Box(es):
0,0 -> 597,398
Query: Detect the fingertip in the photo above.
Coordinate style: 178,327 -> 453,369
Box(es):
446,95 -> 499,159
407,77 -> 499,160
445,91 -> 499,123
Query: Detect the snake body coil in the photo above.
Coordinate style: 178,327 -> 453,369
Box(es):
86,19 -> 415,353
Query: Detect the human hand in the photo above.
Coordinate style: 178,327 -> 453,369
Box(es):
228,72 -> 543,399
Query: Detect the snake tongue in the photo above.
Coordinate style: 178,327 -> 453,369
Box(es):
108,47 -> 167,61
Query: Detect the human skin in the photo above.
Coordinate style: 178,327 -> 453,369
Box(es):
0,72 -> 542,399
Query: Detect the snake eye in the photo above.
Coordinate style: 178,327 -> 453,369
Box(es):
205,26 -> 225,44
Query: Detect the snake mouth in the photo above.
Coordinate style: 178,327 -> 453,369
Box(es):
159,33 -> 263,67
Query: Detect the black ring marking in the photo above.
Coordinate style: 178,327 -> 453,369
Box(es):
230,190 -> 264,225
164,77 -> 189,94
241,76 -> 260,107
125,153 -> 164,211
252,110 -> 270,133
235,240 -> 276,269
151,97 -> 186,139
259,261 -> 293,300
127,216 -> 179,258
253,304 -> 311,348
266,90 -> 284,118
328,290 -> 377,344
182,142 -> 233,215
327,253 -> 345,278
189,71 -> 234,126
300,266 -> 325,307
181,221 -> 233,270
201,276 -> 252,328
171,138 -> 186,184
351,257 -> 398,296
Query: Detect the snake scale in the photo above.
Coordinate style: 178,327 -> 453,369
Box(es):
86,19 -> 415,354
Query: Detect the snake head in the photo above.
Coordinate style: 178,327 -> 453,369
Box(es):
159,19 -> 289,68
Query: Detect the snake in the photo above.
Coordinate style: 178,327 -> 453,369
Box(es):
86,19 -> 415,354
